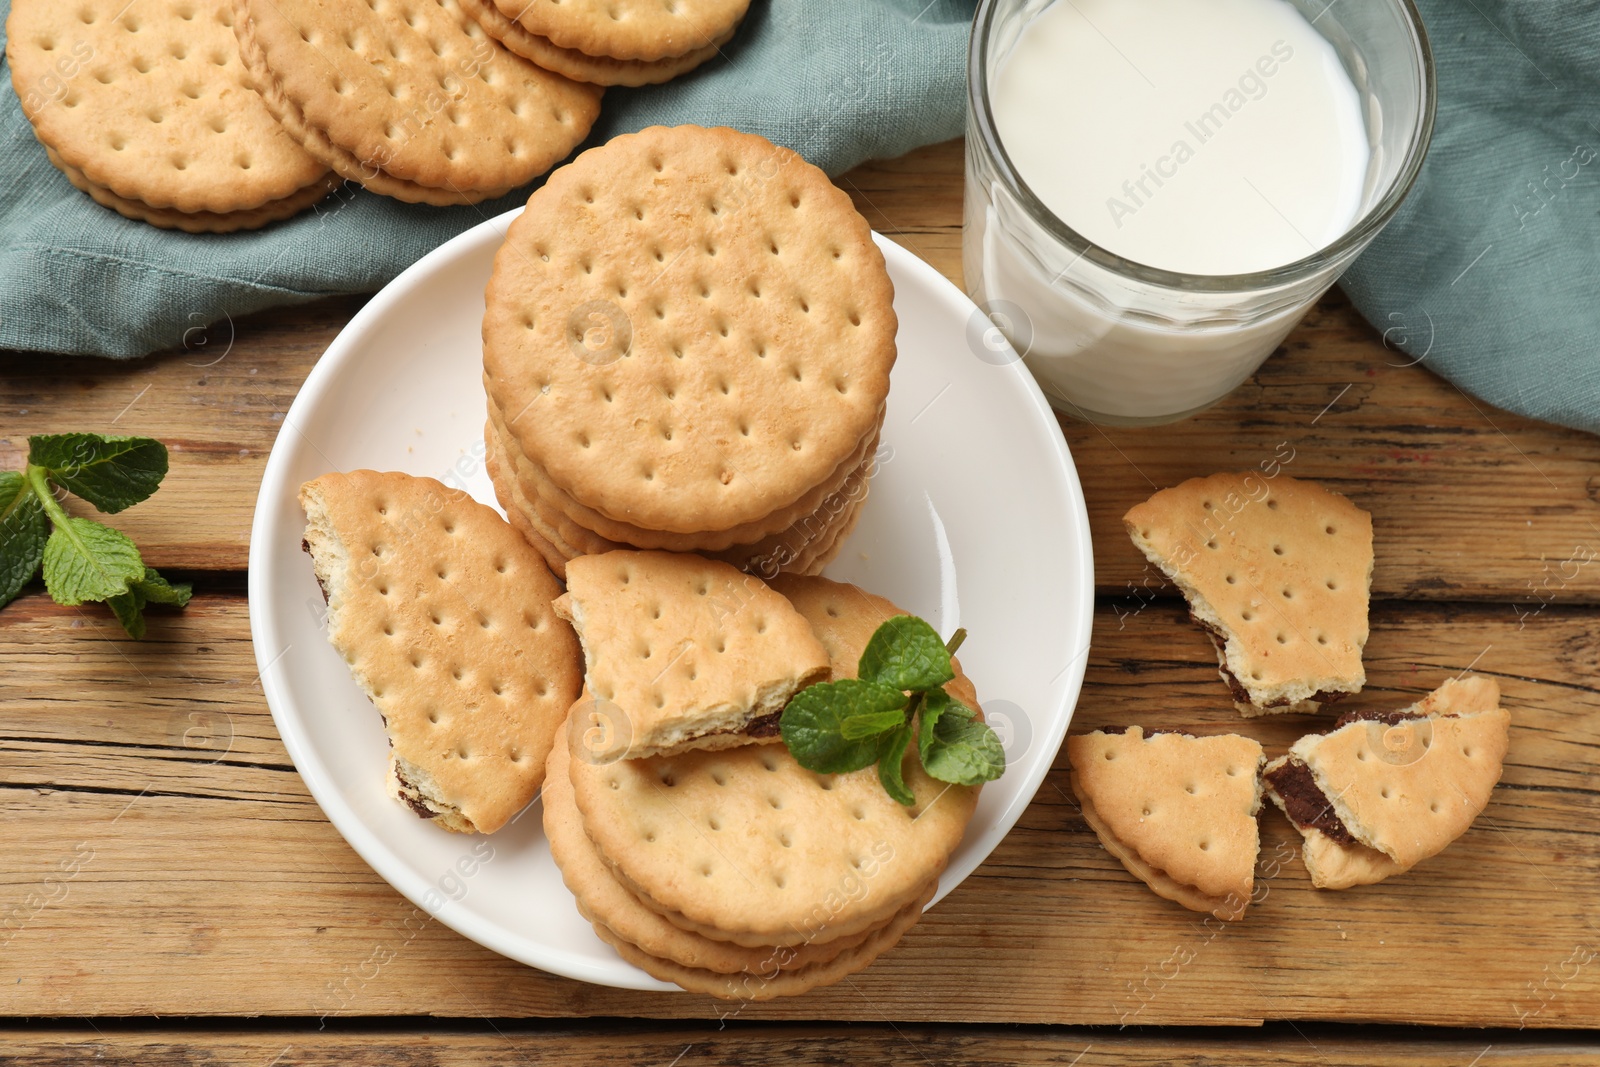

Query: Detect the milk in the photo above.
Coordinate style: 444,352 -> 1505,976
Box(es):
966,0 -> 1384,423
989,0 -> 1369,276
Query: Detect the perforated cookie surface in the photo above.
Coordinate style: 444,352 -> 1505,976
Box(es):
460,0 -> 731,86
484,125 -> 896,533
1124,472 -> 1373,711
8,0 -> 329,214
237,0 -> 600,202
552,551 -> 830,759
567,574 -> 978,948
299,470 -> 581,834
544,722 -> 884,975
1295,677 -> 1510,870
47,147 -> 338,232
488,0 -> 748,62
1067,726 -> 1264,913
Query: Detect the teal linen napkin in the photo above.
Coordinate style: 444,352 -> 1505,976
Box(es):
0,0 -> 975,358
1334,0 -> 1600,435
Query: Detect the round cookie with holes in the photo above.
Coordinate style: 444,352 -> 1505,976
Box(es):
6,0 -> 332,228
566,576 -> 979,948
545,718 -> 896,976
298,469 -> 582,834
483,125 -> 897,535
459,0 -> 736,87
234,0 -> 601,205
486,0 -> 749,64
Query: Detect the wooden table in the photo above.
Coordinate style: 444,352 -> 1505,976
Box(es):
4,138 -> 1600,1063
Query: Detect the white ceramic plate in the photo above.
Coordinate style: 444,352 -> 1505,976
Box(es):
248,211 -> 1094,991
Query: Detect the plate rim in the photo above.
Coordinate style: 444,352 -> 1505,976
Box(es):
247,207 -> 1095,991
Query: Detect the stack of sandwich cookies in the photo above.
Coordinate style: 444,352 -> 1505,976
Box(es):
1264,675 -> 1511,889
462,0 -> 748,86
299,470 -> 581,834
1124,473 -> 1374,715
1067,727 -> 1266,921
234,0 -> 601,205
549,572 -> 981,997
485,415 -> 879,579
7,0 -> 335,231
483,125 -> 894,578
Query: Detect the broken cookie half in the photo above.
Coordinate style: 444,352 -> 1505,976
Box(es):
300,471 -> 582,833
553,551 -> 831,762
1124,472 -> 1373,716
1067,726 -> 1266,921
1263,675 -> 1511,889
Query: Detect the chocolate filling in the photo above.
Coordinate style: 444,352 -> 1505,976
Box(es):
1263,758 -> 1357,845
742,710 -> 783,738
1333,708 -> 1431,729
389,763 -> 438,822
1190,613 -> 1351,709
301,539 -> 331,604
702,709 -> 784,740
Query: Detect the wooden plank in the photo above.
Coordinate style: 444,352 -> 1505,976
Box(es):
3,140 -> 1597,602
3,591 -> 1597,1025
0,1026 -> 1590,1066
0,297 -> 362,571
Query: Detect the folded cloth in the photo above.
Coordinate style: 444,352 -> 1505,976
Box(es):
1338,0 -> 1600,436
0,0 -> 975,359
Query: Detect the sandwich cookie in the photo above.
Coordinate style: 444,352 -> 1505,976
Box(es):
1067,726 -> 1266,921
8,0 -> 332,230
459,0 -> 737,87
483,125 -> 895,544
1124,472 -> 1373,715
234,0 -> 601,205
485,0 -> 749,63
485,412 -> 875,579
299,470 -> 581,833
544,721 -> 897,980
567,576 -> 980,950
553,551 -> 830,760
1263,675 -> 1511,889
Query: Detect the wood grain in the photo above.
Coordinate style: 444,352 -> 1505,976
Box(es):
0,1026 -> 1591,1066
4,592 -> 1597,1025
3,141 -> 1596,602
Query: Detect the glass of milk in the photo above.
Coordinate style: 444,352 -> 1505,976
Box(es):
964,0 -> 1435,424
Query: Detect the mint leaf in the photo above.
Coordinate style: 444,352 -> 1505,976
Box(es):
839,708 -> 907,740
41,516 -> 144,605
917,687 -> 953,767
104,569 -> 192,638
107,586 -> 148,639
781,679 -> 908,774
0,471 -> 47,609
858,615 -> 954,693
134,567 -> 192,606
28,434 -> 168,514
876,721 -> 916,806
920,692 -> 1006,786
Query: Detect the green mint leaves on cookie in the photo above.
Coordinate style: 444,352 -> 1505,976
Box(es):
780,616 -> 1006,804
0,434 -> 190,637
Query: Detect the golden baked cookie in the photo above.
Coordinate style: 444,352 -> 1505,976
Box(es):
8,0 -> 330,220
299,470 -> 581,833
234,0 -> 601,204
483,125 -> 896,533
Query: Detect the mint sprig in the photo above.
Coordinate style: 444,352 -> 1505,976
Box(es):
779,616 -> 1006,804
0,434 -> 190,637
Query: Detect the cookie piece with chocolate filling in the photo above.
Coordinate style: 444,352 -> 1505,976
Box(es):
554,551 -> 830,762
1067,725 -> 1266,921
1124,473 -> 1373,716
1263,675 -> 1510,889
299,471 -> 580,833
